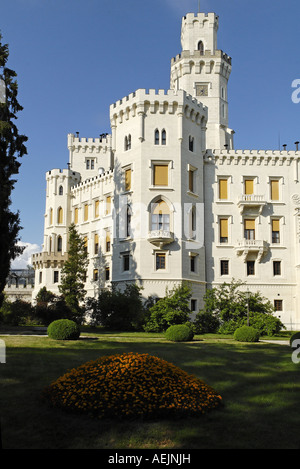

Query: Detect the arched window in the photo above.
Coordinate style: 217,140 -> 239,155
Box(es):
57,207 -> 63,224
57,236 -> 62,252
154,129 -> 160,145
151,199 -> 170,232
198,41 -> 204,55
125,134 -> 131,151
59,185 -> 63,195
161,129 -> 166,145
49,208 -> 53,226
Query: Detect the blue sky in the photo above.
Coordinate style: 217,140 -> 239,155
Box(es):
1,0 -> 300,267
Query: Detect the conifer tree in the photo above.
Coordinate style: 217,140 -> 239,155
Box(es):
59,223 -> 89,323
0,33 -> 28,307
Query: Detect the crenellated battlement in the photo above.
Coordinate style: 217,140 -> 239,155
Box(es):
67,133 -> 112,155
46,168 -> 80,180
182,12 -> 219,28
71,168 -> 114,192
205,148 -> 300,166
171,49 -> 232,66
110,88 -> 207,122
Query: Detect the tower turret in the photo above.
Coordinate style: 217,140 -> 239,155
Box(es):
170,12 -> 234,150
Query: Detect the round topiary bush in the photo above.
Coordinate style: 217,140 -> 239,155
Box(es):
47,319 -> 80,340
165,324 -> 194,342
290,331 -> 300,349
233,325 -> 260,343
42,352 -> 222,419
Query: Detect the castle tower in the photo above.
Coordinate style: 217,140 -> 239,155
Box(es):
170,12 -> 234,150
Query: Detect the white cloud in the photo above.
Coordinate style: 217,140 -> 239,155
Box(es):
10,242 -> 41,269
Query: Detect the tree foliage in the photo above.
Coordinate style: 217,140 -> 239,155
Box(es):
194,279 -> 284,335
86,283 -> 144,331
0,33 -> 28,306
144,283 -> 192,332
58,223 -> 88,323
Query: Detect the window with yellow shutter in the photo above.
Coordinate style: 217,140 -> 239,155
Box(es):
106,196 -> 111,214
219,218 -> 228,243
84,204 -> 88,221
57,207 -> 63,224
94,233 -> 99,254
244,179 -> 254,195
94,200 -> 99,218
270,180 -> 279,201
219,179 -> 228,200
153,164 -> 168,186
125,168 -> 131,191
244,219 -> 255,240
74,207 -> 78,224
272,219 -> 280,243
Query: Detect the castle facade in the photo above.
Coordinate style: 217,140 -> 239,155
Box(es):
32,11 -> 300,329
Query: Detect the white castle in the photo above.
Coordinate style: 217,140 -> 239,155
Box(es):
32,11 -> 300,329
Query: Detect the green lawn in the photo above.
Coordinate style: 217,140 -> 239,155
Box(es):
0,329 -> 299,449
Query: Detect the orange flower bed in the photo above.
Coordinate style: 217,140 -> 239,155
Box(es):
43,352 -> 222,419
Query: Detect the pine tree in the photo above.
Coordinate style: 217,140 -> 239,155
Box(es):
0,33 -> 28,307
58,223 -> 89,323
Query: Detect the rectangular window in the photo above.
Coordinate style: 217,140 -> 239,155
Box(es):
220,260 -> 229,276
91,159 -> 94,170
189,170 -> 194,192
94,233 -> 99,254
190,256 -> 196,272
191,299 -> 197,312
94,200 -> 99,218
219,179 -> 228,200
74,207 -> 78,224
53,271 -> 59,283
106,232 -> 111,252
84,204 -> 88,221
244,219 -> 255,240
274,299 -> 283,311
247,260 -> 255,276
244,179 -> 254,195
105,267 -> 110,281
39,271 -> 42,284
219,218 -> 228,243
125,168 -> 131,191
151,214 -> 170,231
106,196 -> 111,214
271,180 -> 279,201
153,164 -> 168,186
272,219 -> 280,244
273,261 -> 281,276
123,254 -> 130,271
156,253 -> 166,270
93,269 -> 98,281
84,236 -> 88,254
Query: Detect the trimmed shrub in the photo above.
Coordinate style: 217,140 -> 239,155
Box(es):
194,311 -> 220,334
233,325 -> 260,343
42,352 -> 222,419
165,324 -> 194,342
290,331 -> 300,349
47,319 -> 80,340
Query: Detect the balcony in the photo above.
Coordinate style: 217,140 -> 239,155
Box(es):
235,239 -> 269,262
237,194 -> 267,214
147,230 -> 174,248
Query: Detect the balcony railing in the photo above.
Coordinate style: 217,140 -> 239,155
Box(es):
237,194 -> 267,214
147,230 -> 174,248
235,239 -> 269,262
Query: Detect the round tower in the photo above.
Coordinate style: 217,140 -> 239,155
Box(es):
170,12 -> 234,150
